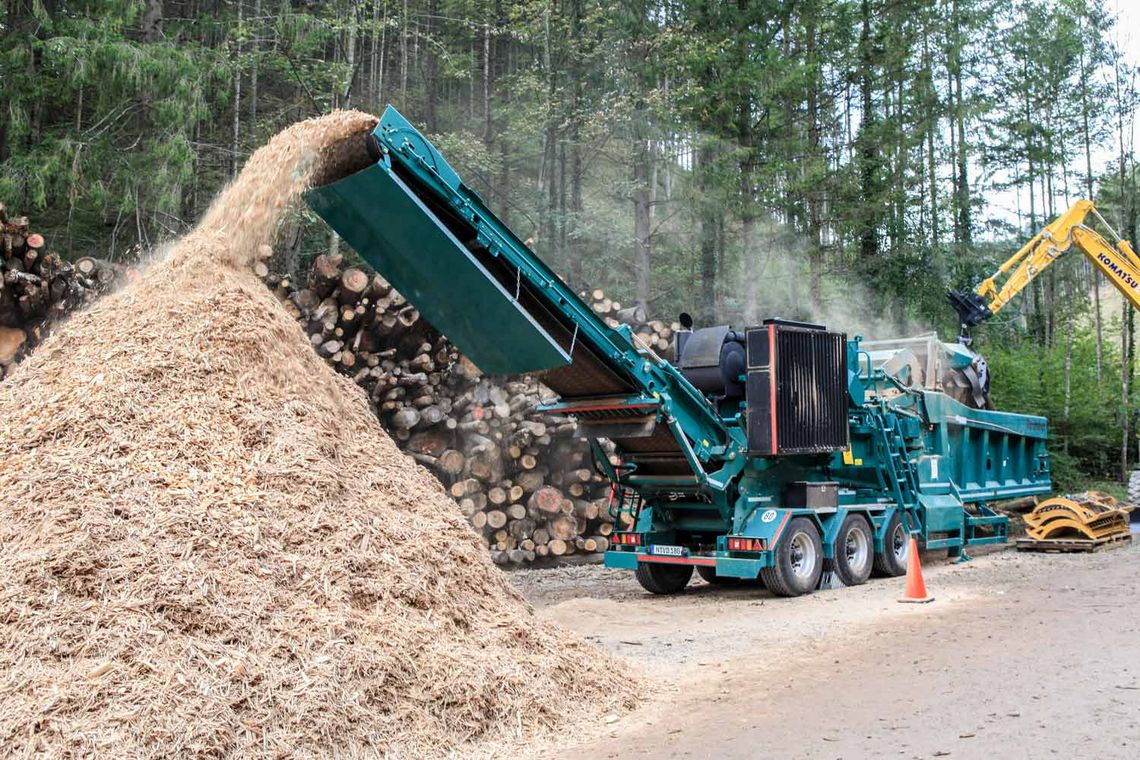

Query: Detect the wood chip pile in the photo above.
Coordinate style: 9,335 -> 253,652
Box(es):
0,204 -> 123,377
0,111 -> 639,758
263,262 -> 677,565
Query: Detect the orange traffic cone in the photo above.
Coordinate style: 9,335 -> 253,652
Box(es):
898,536 -> 934,604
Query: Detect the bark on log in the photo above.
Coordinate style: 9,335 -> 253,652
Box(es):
309,253 -> 343,298
0,326 -> 27,364
0,210 -> 121,361
528,486 -> 563,515
338,267 -> 369,303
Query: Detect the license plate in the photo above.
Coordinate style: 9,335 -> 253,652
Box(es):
650,544 -> 685,557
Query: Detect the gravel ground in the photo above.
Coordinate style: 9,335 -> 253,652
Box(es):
509,540 -> 1140,759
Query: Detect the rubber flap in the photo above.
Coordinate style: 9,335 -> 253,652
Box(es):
306,162 -> 571,375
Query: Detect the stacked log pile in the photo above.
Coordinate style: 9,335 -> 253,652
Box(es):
584,288 -> 680,359
0,204 -> 124,377
265,254 -> 670,564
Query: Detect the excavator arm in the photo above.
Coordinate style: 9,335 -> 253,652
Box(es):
949,199 -> 1140,329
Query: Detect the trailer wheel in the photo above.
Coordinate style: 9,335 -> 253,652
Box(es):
635,562 -> 693,595
872,512 -> 909,578
834,514 -> 874,586
760,517 -> 823,597
695,565 -> 739,585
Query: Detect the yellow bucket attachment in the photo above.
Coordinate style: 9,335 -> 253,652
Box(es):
1024,492 -> 1133,541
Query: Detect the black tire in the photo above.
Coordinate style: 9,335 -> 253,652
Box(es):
833,514 -> 874,587
696,565 -> 739,585
635,562 -> 694,595
760,517 -> 823,597
872,512 -> 909,578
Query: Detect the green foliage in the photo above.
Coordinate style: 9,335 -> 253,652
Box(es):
987,324 -> 1124,489
1,0 -> 1136,486
1,2 -> 228,251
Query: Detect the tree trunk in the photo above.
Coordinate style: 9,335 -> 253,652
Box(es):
248,0 -> 261,126
1123,308 -> 1132,480
1076,18 -> 1103,379
697,144 -> 719,323
856,0 -> 879,261
424,0 -> 439,131
400,0 -> 409,99
231,0 -> 243,178
344,1 -> 357,107
141,0 -> 163,42
950,0 -> 971,248
1063,308 -> 1072,442
536,5 -> 556,255
567,0 -> 584,287
922,25 -> 939,254
376,0 -> 388,107
632,138 -> 651,310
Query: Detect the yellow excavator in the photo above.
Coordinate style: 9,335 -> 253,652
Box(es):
948,198 -> 1140,332
949,199 -> 1137,546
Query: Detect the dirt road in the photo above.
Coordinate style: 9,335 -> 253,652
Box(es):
511,542 -> 1140,759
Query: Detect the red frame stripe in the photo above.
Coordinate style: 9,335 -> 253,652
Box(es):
536,402 -> 657,414
770,511 -> 791,545
768,323 -> 778,453
637,555 -> 717,566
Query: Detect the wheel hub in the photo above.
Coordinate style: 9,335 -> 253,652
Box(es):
789,531 -> 817,579
893,525 -> 907,561
846,527 -> 869,569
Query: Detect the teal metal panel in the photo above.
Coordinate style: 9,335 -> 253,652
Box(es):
306,162 -> 571,375
715,556 -> 769,577
737,506 -> 793,545
604,551 -> 639,570
918,492 -> 966,532
915,455 -> 952,494
603,551 -> 769,577
912,391 -> 1051,502
871,508 -> 896,555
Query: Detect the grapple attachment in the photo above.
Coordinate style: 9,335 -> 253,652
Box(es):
947,289 -> 993,328
1023,492 -> 1133,541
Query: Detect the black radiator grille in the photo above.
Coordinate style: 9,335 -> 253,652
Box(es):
746,322 -> 848,456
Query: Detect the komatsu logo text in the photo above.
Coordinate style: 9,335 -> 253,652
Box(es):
1097,252 -> 1140,289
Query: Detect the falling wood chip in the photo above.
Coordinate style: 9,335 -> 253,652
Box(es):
85,662 -> 114,680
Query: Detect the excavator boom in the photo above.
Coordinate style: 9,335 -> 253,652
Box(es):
950,199 -> 1140,329
1076,226 -> 1140,307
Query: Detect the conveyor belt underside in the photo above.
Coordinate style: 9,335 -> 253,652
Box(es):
362,158 -> 695,476
472,260 -> 689,474
506,281 -> 689,475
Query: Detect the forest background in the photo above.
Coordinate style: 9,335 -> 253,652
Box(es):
3,0 -> 1139,489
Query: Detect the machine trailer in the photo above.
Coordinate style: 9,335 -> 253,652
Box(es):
307,106 -> 1053,596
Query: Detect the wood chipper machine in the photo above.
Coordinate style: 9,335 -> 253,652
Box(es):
306,106 -> 1054,596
